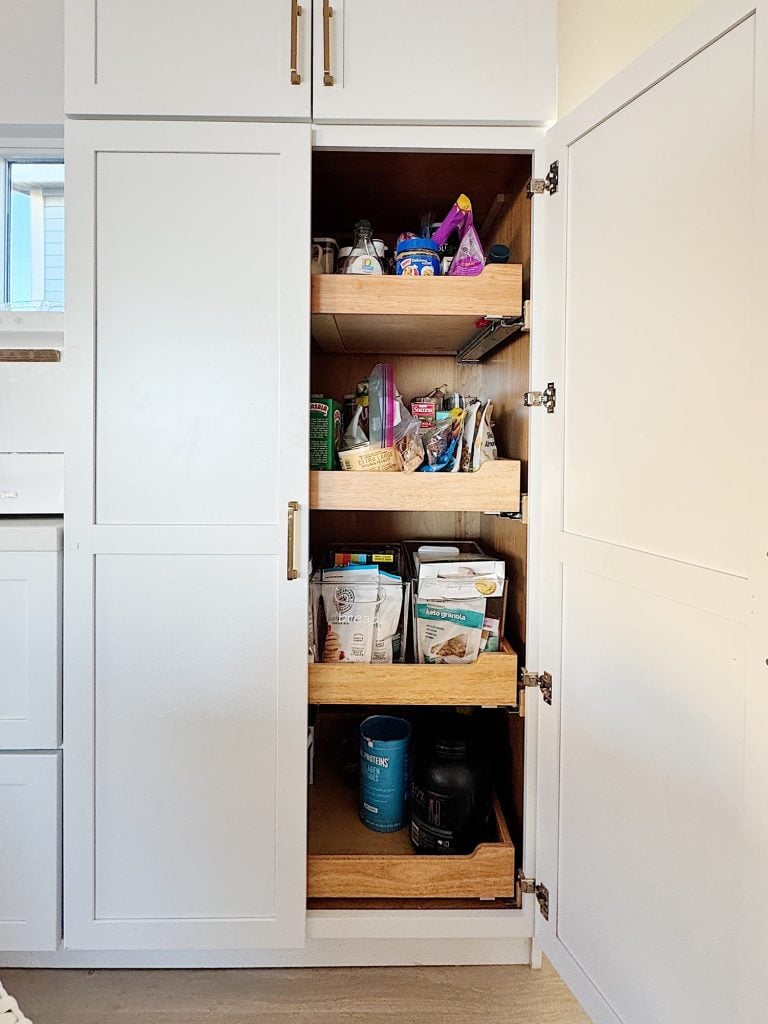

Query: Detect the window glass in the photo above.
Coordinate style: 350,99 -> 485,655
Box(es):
6,162 -> 65,311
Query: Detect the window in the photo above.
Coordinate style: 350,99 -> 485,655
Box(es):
2,160 -> 65,312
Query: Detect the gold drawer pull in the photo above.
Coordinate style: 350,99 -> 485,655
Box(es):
287,501 -> 300,580
323,1 -> 334,86
290,0 -> 303,85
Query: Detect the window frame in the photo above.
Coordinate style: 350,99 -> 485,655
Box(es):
0,137 -> 65,325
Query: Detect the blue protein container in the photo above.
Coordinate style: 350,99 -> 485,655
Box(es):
359,715 -> 411,832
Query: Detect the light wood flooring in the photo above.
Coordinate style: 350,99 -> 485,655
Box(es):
2,960 -> 591,1023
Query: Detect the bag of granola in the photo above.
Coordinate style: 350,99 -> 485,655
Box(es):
414,597 -> 486,664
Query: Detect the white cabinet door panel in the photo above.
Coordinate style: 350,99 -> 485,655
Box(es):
94,554 -> 278,923
65,0 -> 311,119
312,0 -> 555,125
66,121 -> 310,951
0,551 -> 61,751
0,753 -> 60,952
561,37 -> 753,578
94,150 -> 280,526
534,7 -> 760,1023
557,562 -> 745,1022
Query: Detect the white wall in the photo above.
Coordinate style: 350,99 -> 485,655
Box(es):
558,0 -> 707,114
0,0 -> 63,127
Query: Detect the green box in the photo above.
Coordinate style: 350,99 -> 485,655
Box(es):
310,397 -> 342,470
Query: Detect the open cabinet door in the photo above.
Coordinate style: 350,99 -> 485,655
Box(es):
532,1 -> 764,1021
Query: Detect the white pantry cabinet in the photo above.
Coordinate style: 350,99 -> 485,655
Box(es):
64,0 -> 312,119
64,0 -> 556,125
0,520 -> 61,750
64,120 -> 311,950
0,753 -> 61,952
312,0 -> 556,125
52,4 -> 768,1024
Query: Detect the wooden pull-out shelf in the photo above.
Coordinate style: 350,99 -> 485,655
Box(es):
309,641 -> 518,708
310,458 -> 521,514
308,775 -> 515,900
311,264 -> 523,356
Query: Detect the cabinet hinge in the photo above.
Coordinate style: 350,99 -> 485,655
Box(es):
519,876 -> 551,920
523,382 -> 556,413
520,668 -> 553,705
527,161 -> 559,198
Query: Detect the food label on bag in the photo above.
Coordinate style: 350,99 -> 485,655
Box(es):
415,600 -> 485,664
411,401 -> 437,429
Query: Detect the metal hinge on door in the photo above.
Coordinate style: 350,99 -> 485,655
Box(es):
527,161 -> 559,197
520,876 -> 550,920
520,668 -> 553,705
524,383 -> 556,413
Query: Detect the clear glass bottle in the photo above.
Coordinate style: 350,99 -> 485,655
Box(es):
344,220 -> 383,275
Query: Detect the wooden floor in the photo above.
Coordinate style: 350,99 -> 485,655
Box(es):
2,960 -> 591,1023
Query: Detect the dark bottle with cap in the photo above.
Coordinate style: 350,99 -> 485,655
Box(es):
410,715 -> 493,855
487,243 -> 510,264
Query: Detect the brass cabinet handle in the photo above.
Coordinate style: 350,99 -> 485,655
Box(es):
290,0 -> 303,85
287,501 -> 300,580
323,0 -> 334,86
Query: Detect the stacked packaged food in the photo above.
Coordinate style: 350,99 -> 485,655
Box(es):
310,363 -> 498,474
311,194 -> 495,278
310,540 -> 506,667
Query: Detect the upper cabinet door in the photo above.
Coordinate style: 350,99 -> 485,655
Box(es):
311,0 -> 555,125
65,120 -> 311,951
533,3 -> 762,1022
65,0 -> 312,118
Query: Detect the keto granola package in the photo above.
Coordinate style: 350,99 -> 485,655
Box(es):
414,597 -> 486,664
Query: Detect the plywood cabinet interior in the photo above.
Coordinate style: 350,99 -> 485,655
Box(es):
307,149 -> 532,908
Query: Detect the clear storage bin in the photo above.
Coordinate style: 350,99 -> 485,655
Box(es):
310,578 -> 410,665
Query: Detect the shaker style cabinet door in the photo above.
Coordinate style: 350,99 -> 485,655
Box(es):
0,753 -> 61,952
0,545 -> 61,751
65,0 -> 311,119
533,4 -> 762,1023
65,121 -> 310,950
312,0 -> 556,125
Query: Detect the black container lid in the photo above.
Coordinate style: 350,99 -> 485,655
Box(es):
431,715 -> 475,761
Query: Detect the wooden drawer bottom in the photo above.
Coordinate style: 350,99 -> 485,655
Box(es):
307,767 -> 515,901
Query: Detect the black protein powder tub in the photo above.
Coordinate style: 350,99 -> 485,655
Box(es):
410,714 -> 493,855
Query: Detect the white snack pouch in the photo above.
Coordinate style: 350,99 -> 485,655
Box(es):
371,576 -> 404,664
472,400 -> 498,471
418,574 -> 503,602
460,400 -> 481,472
321,580 -> 378,663
415,597 -> 486,664
340,405 -> 368,450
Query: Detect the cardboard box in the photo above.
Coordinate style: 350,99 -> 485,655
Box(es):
310,397 -> 342,470
411,400 -> 438,429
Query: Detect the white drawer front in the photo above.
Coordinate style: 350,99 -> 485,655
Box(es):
0,359 -> 64,454
0,752 -> 60,952
0,454 -> 64,515
0,550 -> 61,750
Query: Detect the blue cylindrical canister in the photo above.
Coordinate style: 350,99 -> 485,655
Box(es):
359,715 -> 411,832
